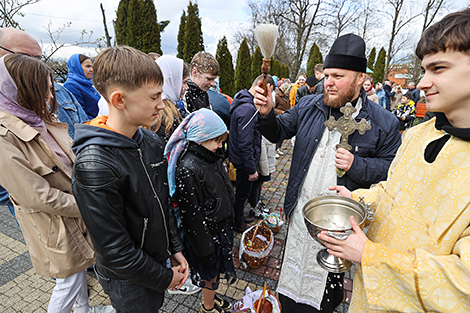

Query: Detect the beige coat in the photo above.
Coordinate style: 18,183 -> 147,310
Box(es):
0,111 -> 94,278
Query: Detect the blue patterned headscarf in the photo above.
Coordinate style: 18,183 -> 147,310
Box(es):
165,108 -> 227,196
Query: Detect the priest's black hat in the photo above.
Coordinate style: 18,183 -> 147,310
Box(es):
323,33 -> 367,73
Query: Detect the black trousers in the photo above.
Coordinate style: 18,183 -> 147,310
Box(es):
279,272 -> 344,313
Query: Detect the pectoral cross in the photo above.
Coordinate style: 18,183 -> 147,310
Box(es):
324,102 -> 371,177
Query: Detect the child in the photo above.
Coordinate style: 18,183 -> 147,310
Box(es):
72,46 -> 188,313
182,52 -> 219,115
392,93 -> 416,130
0,54 -> 95,313
165,108 -> 236,313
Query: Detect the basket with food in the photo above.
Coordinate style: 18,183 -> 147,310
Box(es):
262,208 -> 284,234
232,284 -> 282,313
241,221 -> 274,268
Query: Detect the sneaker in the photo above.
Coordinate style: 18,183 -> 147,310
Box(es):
275,153 -> 280,159
168,280 -> 201,295
200,303 -> 223,313
88,305 -> 116,313
214,294 -> 232,311
276,148 -> 285,156
201,294 -> 232,311
250,202 -> 269,218
244,214 -> 255,223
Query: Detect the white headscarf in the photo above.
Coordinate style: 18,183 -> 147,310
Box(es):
155,55 -> 183,104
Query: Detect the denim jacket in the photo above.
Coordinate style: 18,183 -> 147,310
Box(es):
55,83 -> 89,139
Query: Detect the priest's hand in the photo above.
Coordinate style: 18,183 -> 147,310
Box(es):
254,82 -> 274,116
335,148 -> 354,171
318,216 -> 368,264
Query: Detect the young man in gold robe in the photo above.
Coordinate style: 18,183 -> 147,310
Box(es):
320,9 -> 470,312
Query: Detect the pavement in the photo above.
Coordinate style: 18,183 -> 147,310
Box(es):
0,140 -> 353,312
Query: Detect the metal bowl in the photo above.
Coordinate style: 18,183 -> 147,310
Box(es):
302,195 -> 367,246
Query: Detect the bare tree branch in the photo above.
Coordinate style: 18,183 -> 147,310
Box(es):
0,0 -> 41,28
384,0 -> 420,81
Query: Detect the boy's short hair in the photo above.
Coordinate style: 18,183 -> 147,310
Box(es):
190,52 -> 219,76
93,46 -> 163,101
147,52 -> 160,60
403,93 -> 412,100
314,63 -> 324,73
416,8 -> 470,60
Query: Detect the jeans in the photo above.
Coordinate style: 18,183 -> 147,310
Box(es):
233,166 -> 254,226
249,178 -> 263,208
94,265 -> 164,313
0,185 -> 18,225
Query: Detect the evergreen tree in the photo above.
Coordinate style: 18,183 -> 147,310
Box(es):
306,43 -> 323,77
141,0 -> 162,54
216,36 -> 235,96
373,47 -> 386,84
271,59 -> 281,78
115,0 -> 129,45
367,47 -> 376,73
235,38 -> 252,92
251,46 -> 263,82
183,1 -> 204,63
115,0 -> 165,53
176,11 -> 186,59
126,0 -> 143,50
282,64 -> 290,79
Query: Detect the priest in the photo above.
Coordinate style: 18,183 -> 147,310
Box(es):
254,33 -> 402,312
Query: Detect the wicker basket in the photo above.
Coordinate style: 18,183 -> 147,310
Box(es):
263,208 -> 283,234
242,221 -> 274,268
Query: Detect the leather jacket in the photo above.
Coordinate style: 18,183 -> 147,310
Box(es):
72,124 -> 183,292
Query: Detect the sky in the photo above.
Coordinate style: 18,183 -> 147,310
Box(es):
17,0 -> 252,60
15,0 -> 470,63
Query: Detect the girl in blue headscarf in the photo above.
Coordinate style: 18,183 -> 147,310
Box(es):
64,54 -> 100,119
165,108 -> 236,313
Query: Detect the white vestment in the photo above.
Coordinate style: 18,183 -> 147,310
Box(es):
277,100 -> 362,309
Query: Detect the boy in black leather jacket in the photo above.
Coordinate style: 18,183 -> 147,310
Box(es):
72,46 -> 188,313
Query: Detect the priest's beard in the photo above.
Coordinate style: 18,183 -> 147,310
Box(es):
324,80 -> 359,109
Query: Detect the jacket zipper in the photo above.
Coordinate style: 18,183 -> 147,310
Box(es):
140,217 -> 148,249
150,161 -> 165,168
137,148 -> 171,256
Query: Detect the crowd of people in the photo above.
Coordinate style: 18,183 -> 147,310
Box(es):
0,7 -> 469,313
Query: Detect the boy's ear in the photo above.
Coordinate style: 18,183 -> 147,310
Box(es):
191,67 -> 198,78
109,90 -> 126,110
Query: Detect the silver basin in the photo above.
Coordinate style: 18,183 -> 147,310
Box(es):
302,195 -> 370,273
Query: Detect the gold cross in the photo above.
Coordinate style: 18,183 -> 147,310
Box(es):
324,102 -> 371,177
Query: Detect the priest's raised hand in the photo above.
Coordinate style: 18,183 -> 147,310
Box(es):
253,81 -> 274,116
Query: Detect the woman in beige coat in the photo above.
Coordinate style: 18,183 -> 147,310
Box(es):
0,54 -> 94,313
